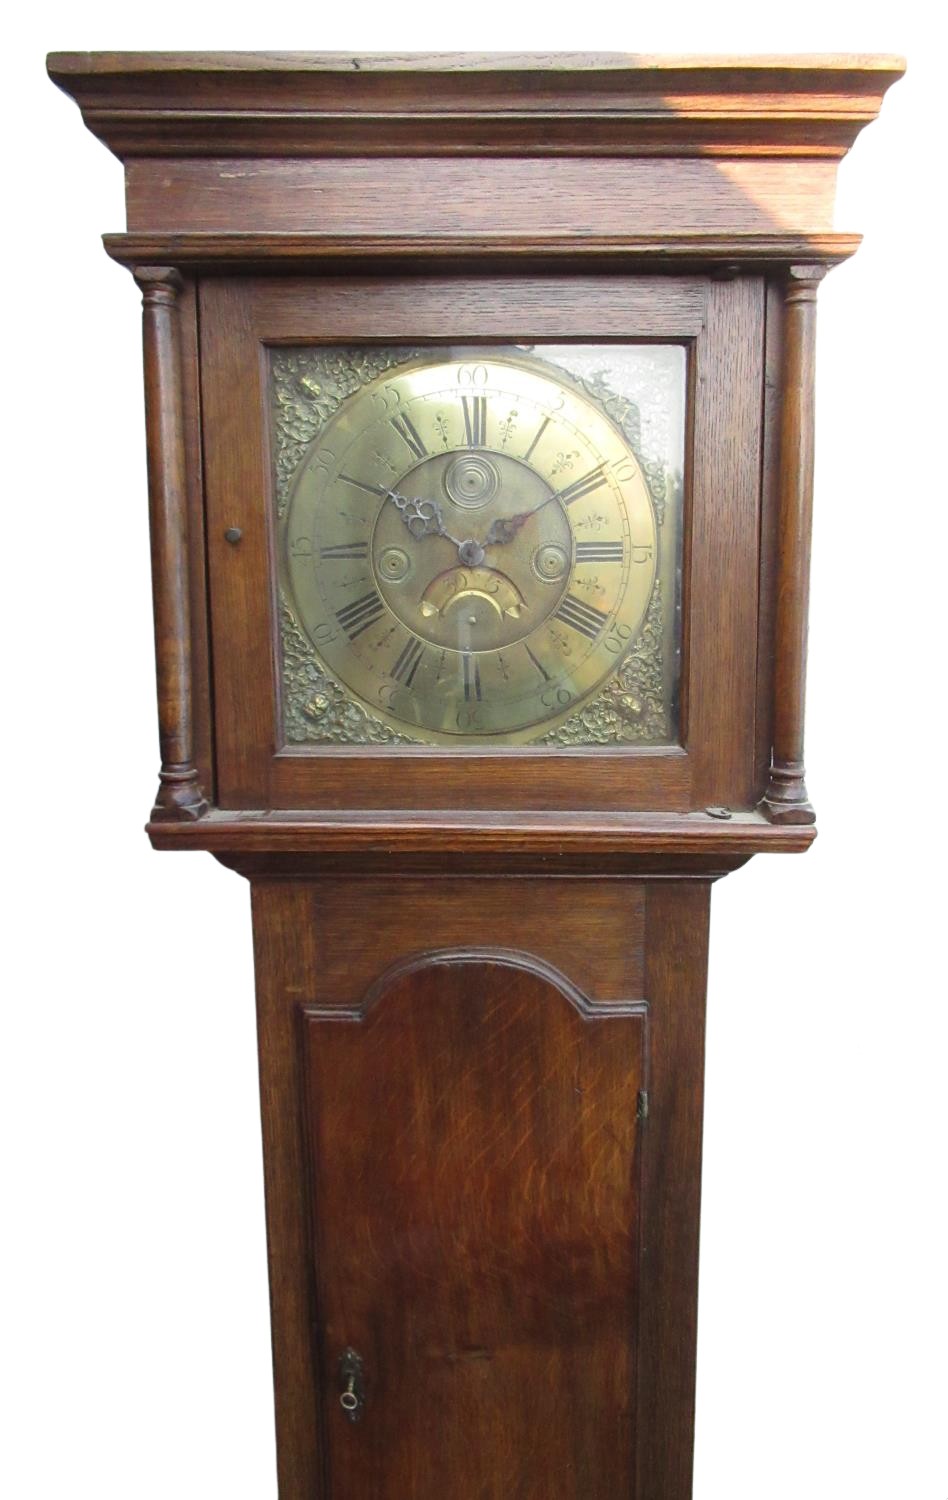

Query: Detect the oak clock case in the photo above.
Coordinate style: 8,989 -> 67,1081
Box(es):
275,344 -> 683,748
48,47 -> 903,1500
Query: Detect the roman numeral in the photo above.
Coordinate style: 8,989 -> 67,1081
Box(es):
554,594 -> 610,641
556,465 -> 608,507
339,473 -> 384,496
320,542 -> 369,560
525,644 -> 550,682
575,541 -> 624,563
391,637 -> 425,688
523,415 -> 550,462
462,654 -> 482,702
336,589 -> 385,639
390,413 -> 427,460
461,395 -> 487,448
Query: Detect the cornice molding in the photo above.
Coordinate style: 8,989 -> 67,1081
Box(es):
48,51 -> 905,161
105,230 -> 863,275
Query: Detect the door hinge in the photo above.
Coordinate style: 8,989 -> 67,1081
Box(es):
637,1090 -> 649,1122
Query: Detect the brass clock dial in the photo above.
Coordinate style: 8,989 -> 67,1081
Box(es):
281,352 -> 663,745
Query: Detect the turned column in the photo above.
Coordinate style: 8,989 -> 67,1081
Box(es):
134,267 -> 208,822
761,264 -> 826,825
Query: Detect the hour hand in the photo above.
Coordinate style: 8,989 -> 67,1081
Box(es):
386,490 -> 462,546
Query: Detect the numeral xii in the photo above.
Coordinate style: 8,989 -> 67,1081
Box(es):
461,395 -> 487,447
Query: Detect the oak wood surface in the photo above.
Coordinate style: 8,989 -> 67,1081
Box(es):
761,266 -> 824,822
304,954 -> 645,1497
687,276 -> 763,808
635,882 -> 710,1500
251,882 -> 323,1498
134,268 -> 208,821
149,808 -> 814,861
105,231 -> 863,277
176,276 -> 215,803
248,872 -> 708,1498
47,51 -> 904,161
754,279 -> 785,791
122,157 -> 840,238
289,878 -> 646,1005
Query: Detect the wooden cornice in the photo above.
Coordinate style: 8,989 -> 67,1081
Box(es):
103,230 -> 863,275
48,51 -> 904,161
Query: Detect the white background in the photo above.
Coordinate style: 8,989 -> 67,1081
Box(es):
4,6 -> 944,1498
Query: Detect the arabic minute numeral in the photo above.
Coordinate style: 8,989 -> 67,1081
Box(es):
541,685 -> 572,709
457,364 -> 489,385
604,622 -> 634,655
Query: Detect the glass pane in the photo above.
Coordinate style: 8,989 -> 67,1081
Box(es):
271,343 -> 685,748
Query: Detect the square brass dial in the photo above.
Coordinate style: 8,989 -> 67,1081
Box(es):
272,344 -> 684,748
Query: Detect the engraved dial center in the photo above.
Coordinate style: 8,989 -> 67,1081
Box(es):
372,450 -> 570,652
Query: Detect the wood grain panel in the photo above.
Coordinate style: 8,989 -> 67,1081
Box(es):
125,157 -> 838,237
250,881 -> 324,1500
199,287 -> 276,805
207,273 -> 709,339
687,276 -> 764,806
303,953 -> 646,1499
635,880 -> 711,1500
280,877 -> 644,1007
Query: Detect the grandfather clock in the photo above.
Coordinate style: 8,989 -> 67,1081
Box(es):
49,52 -> 902,1499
